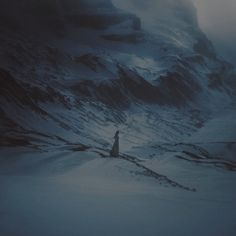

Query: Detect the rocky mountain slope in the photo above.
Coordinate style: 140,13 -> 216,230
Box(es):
1,1 -> 236,236
0,0 -> 235,161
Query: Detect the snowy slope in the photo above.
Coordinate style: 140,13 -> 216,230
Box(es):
0,147 -> 236,236
0,1 -> 236,235
0,0 -> 235,164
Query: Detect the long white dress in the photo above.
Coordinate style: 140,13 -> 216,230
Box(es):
110,132 -> 119,157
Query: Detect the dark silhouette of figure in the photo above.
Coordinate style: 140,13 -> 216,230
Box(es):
110,131 -> 119,157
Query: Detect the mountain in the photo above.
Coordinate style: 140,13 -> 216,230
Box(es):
1,1 -> 236,235
0,0 -> 235,156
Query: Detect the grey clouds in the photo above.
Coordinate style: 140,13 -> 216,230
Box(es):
192,0 -> 236,64
113,0 -> 236,65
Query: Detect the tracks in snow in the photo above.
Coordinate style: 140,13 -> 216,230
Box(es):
93,147 -> 196,192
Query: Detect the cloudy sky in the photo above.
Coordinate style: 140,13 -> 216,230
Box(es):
112,0 -> 236,64
192,0 -> 236,64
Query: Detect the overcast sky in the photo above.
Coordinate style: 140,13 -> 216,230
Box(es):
112,0 -> 236,64
192,0 -> 236,64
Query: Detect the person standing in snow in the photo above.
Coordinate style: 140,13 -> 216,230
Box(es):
110,131 -> 119,157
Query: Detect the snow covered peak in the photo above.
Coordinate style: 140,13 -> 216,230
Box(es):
0,0 -> 235,152
112,0 -> 198,28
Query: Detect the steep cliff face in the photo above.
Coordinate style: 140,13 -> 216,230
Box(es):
0,0 -> 140,33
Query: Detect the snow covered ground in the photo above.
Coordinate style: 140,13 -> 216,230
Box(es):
1,104 -> 235,236
0,0 -> 236,235
0,138 -> 236,236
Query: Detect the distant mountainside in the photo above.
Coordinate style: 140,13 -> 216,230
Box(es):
0,0 -> 235,160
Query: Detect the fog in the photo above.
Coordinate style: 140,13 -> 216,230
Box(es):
112,0 -> 236,65
1,0 -> 235,64
192,0 -> 236,64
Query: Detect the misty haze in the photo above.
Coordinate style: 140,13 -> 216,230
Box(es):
0,1 -> 236,236
192,0 -> 236,65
